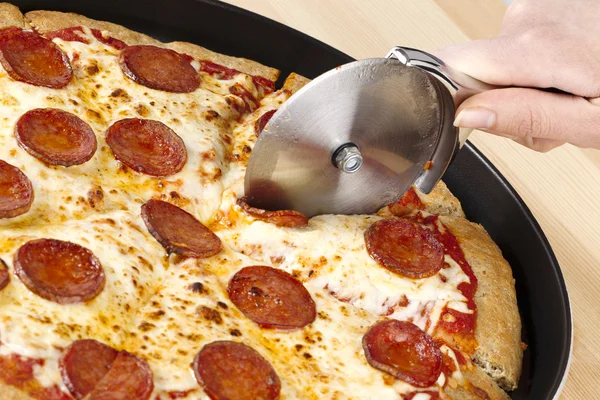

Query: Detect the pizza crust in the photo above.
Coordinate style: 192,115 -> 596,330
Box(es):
24,10 -> 280,82
0,2 -> 29,29
416,180 -> 465,218
440,215 -> 523,391
445,365 -> 511,400
282,72 -> 311,93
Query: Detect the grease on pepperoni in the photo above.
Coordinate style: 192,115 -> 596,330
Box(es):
362,320 -> 442,388
228,266 -> 316,330
365,218 -> 443,279
141,199 -> 222,258
237,197 -> 308,228
0,28 -> 72,88
14,239 -> 105,304
0,160 -> 34,219
193,341 -> 281,400
0,258 -> 9,291
120,45 -> 198,93
106,118 -> 187,177
60,339 -> 153,400
16,109 -> 97,166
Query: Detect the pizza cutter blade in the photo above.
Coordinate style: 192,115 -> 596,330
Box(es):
245,46 -> 497,217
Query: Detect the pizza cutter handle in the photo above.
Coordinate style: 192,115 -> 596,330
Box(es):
386,46 -> 502,147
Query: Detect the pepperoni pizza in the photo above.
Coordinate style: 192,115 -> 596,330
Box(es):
0,4 -> 523,400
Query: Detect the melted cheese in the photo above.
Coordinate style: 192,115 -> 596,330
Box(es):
126,248 -> 453,399
221,214 -> 471,336
0,26 -> 479,400
0,210 -> 167,374
0,28 -> 268,227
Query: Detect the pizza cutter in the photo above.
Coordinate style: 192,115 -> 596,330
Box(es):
245,46 -> 498,217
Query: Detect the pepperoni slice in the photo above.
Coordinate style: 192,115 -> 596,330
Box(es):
84,351 -> 153,400
362,320 -> 442,388
16,109 -> 97,166
0,28 -> 72,88
237,197 -> 308,228
106,119 -> 187,177
365,218 -> 443,279
0,258 -> 9,291
60,339 -> 119,399
0,160 -> 33,219
193,341 -> 280,400
254,110 -> 276,137
228,266 -> 316,330
60,339 -> 153,400
141,199 -> 222,258
14,239 -> 105,304
120,45 -> 198,93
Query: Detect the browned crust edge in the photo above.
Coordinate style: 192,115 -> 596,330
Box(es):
24,10 -> 279,82
440,215 -> 523,391
446,365 -> 511,400
0,2 -> 29,29
282,72 -> 310,94
417,180 -> 465,218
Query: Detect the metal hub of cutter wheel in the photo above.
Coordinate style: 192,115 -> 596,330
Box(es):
245,46 -> 487,217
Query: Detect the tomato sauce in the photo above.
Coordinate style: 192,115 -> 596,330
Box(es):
0,354 -> 71,400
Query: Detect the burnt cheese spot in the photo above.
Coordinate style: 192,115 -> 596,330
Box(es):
86,64 -> 100,76
149,310 -> 166,320
86,109 -> 103,123
138,321 -> 155,332
87,186 -> 104,209
188,282 -> 208,294
135,104 -> 150,117
110,88 -> 131,101
196,306 -> 223,325
203,110 -> 220,121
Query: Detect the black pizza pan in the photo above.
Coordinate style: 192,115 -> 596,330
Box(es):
13,0 -> 573,398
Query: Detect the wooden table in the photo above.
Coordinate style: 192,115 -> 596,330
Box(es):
224,1 -> 599,398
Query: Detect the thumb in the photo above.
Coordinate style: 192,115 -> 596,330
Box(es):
453,88 -> 600,151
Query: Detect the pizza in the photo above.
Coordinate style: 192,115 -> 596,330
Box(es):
0,3 -> 523,400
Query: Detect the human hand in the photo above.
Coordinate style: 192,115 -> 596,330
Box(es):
436,0 -> 600,151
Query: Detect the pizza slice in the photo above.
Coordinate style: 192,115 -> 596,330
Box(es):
219,185 -> 522,399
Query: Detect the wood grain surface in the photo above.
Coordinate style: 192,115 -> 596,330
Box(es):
224,1 -> 598,398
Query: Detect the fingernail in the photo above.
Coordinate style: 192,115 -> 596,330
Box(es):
454,107 -> 496,129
